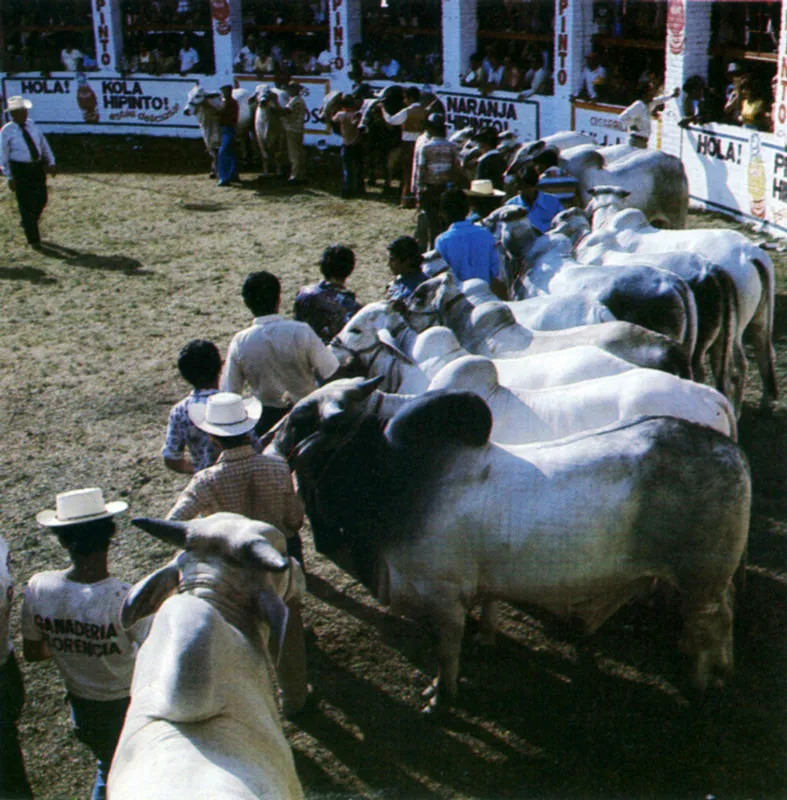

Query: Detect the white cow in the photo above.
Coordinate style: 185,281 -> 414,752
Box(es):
249,83 -> 288,176
108,513 -> 305,800
461,278 -> 616,329
185,85 -> 254,177
580,189 -> 777,409
426,354 -> 737,444
405,273 -> 692,378
278,380 -> 751,710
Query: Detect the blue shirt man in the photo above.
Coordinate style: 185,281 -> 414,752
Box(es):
505,165 -> 564,233
434,188 -> 507,299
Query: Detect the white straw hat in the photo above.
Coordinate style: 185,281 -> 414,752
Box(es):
188,392 -> 262,436
465,179 -> 506,198
6,96 -> 33,112
36,488 -> 128,527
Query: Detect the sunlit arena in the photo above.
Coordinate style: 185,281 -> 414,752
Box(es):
1,1 -> 787,798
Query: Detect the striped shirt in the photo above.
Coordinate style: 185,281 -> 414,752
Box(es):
413,136 -> 460,195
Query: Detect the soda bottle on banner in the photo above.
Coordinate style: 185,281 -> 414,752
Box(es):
76,72 -> 99,123
747,133 -> 767,219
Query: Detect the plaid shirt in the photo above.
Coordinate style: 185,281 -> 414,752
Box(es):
160,388 -> 220,472
167,444 -> 303,537
413,136 -> 460,195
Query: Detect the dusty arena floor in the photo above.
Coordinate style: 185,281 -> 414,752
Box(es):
1,135 -> 785,799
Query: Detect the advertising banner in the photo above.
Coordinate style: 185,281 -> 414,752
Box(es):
571,101 -> 627,145
437,90 -> 539,140
681,124 -> 787,232
2,75 -> 201,136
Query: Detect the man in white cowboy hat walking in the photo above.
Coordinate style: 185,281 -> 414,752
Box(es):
22,488 -> 149,800
166,391 -> 311,716
1,95 -> 56,248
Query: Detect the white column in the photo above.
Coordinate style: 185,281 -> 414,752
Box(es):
329,0 -> 361,75
662,0 -> 711,155
442,0 -> 477,91
91,0 -> 123,73
553,0 -> 593,129
211,0 -> 242,82
773,2 -> 787,139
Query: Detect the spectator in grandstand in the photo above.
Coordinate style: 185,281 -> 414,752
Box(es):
234,34 -> 258,74
60,42 -> 85,71
131,39 -> 158,74
316,46 -> 333,73
156,38 -> 178,74
737,77 -> 770,131
294,244 -> 362,343
576,52 -> 607,101
723,62 -> 744,122
483,48 -> 504,91
461,52 -> 486,89
519,51 -> 549,98
254,43 -> 276,75
502,53 -> 525,93
378,53 -> 401,80
178,35 -> 200,75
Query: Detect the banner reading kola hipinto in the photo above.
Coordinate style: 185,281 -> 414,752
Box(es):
2,75 -> 201,133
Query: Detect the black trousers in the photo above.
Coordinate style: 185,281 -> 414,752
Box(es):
0,652 -> 33,799
10,160 -> 48,245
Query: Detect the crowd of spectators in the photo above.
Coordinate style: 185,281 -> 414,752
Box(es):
460,43 -> 550,97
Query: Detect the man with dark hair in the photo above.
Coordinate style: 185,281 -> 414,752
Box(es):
294,244 -> 362,343
385,235 -> 427,301
505,165 -> 563,233
413,113 -> 461,248
216,83 -> 239,187
222,271 -> 339,433
381,85 -> 427,207
472,126 -> 505,190
23,489 -> 149,800
161,339 -> 222,474
435,188 -> 507,299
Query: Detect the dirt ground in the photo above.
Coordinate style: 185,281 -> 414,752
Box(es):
1,135 -> 785,800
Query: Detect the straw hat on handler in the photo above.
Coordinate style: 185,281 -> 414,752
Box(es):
188,391 -> 262,437
465,179 -> 505,198
6,96 -> 33,111
36,488 -> 128,527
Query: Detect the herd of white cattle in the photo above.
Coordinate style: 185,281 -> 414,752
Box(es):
107,129 -> 776,798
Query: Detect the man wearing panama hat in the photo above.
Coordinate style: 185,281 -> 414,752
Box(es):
464,178 -> 506,222
0,95 -> 56,248
22,488 -> 149,800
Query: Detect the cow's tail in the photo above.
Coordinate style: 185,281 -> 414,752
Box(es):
752,252 -> 778,405
714,270 -> 738,408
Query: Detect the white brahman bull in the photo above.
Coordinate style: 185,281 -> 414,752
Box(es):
249,83 -> 288,176
404,273 -> 692,378
185,85 -> 254,178
507,142 -> 689,229
108,513 -> 305,800
580,188 -> 777,409
278,379 -> 751,711
461,277 -> 617,330
556,202 -> 741,411
425,354 -> 737,443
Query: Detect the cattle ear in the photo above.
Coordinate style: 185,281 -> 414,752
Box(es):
257,590 -> 289,666
122,561 -> 180,629
377,329 -> 416,365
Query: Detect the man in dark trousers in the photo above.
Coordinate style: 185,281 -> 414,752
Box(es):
0,96 -> 56,248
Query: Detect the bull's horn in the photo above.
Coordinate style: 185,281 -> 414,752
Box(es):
377,329 -> 416,365
357,375 -> 385,397
246,539 -> 289,572
132,517 -> 188,549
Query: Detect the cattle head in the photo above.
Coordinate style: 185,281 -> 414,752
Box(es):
122,513 -> 294,659
330,302 -> 415,369
422,249 -> 451,278
585,185 -> 633,229
504,139 -> 547,179
550,207 -> 591,244
275,377 -> 384,476
317,89 -> 344,123
404,272 -> 464,333
251,83 -> 280,108
481,204 -> 541,283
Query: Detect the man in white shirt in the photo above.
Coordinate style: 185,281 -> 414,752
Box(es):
233,34 -> 257,73
0,536 -> 32,799
23,488 -> 149,800
61,45 -> 85,71
221,270 -> 340,433
0,95 -> 56,248
178,35 -> 200,74
378,55 -> 401,80
578,52 -> 607,101
619,84 -> 680,148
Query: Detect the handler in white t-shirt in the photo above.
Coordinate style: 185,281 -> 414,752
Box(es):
22,488 -> 149,800
1,535 -> 33,798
